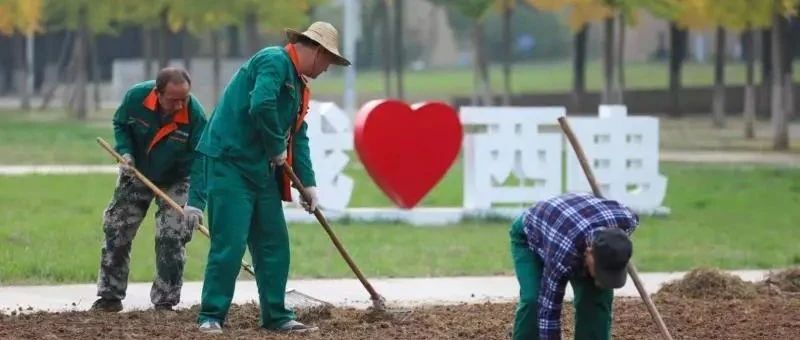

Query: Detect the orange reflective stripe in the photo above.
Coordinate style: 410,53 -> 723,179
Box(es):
147,122 -> 178,153
280,44 -> 313,202
142,88 -> 190,153
284,44 -> 311,133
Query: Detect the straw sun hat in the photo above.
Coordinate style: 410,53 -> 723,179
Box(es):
285,21 -> 351,66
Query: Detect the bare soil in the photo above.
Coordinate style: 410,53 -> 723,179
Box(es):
1,297 -> 799,340
2,268 -> 799,339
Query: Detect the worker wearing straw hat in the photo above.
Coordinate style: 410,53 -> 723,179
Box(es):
184,21 -> 350,334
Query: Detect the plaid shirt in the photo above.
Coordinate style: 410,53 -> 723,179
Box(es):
522,192 -> 639,340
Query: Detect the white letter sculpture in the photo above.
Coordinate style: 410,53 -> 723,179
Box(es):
282,103 -> 668,225
461,107 -> 567,210
290,101 -> 354,211
564,105 -> 668,214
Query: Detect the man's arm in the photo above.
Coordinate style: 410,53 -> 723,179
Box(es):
186,101 -> 208,210
112,91 -> 134,156
537,262 -> 570,340
535,217 -> 580,340
249,55 -> 289,159
291,120 -> 316,187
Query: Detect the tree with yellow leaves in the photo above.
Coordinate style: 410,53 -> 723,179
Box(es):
0,0 -> 44,111
498,0 -> 514,105
766,0 -> 799,150
526,0 -> 613,105
669,0 -> 797,147
43,0 -> 131,119
431,0 -> 496,106
527,0 -> 677,105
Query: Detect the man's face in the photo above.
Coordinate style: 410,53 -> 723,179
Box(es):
305,47 -> 334,79
157,81 -> 190,115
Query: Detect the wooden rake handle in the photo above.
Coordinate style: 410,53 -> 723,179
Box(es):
96,137 -> 256,277
557,117 -> 674,340
282,165 -> 383,302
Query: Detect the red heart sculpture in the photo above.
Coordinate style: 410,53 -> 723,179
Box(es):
354,99 -> 463,209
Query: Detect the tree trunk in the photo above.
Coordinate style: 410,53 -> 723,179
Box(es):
782,17 -> 794,119
616,12 -> 625,102
362,0 -> 381,69
474,19 -> 492,106
16,35 -> 31,111
70,5 -> 89,120
669,22 -> 686,117
393,0 -> 404,100
602,16 -> 615,104
771,14 -> 788,150
573,25 -> 588,108
158,8 -> 169,69
142,26 -> 153,79
743,28 -> 756,139
760,29 -> 773,115
90,33 -> 101,111
501,1 -> 512,105
181,29 -> 193,72
244,12 -> 261,55
712,26 -> 726,128
380,0 -> 393,97
211,29 -> 221,108
39,31 -> 73,110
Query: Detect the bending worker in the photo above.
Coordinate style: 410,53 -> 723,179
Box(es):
509,192 -> 639,340
183,21 -> 350,334
92,67 -> 207,312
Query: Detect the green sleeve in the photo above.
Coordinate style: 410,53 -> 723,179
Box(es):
249,55 -> 289,158
186,102 -> 209,210
112,91 -> 134,155
292,120 -> 316,187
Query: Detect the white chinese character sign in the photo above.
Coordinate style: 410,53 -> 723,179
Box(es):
285,102 -> 669,225
289,101 -> 355,211
460,107 -> 565,210
564,106 -> 667,214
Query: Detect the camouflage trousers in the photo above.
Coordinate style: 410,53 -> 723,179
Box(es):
96,172 -> 194,307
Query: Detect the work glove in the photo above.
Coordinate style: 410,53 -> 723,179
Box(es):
300,186 -> 319,213
119,154 -> 135,176
183,205 -> 204,229
271,149 -> 287,167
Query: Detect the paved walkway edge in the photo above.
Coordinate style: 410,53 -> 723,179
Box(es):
0,270 -> 774,315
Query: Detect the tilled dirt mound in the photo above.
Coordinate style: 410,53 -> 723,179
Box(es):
763,267 -> 800,293
656,267 -> 759,300
1,297 -> 799,339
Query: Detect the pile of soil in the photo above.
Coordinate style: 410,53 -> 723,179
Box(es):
2,297 -> 800,339
762,267 -> 800,293
656,267 -> 758,300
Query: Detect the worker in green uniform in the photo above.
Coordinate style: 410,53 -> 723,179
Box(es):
183,21 -> 350,334
92,67 -> 207,312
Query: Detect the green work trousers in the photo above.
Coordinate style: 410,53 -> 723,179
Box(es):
510,215 -> 613,340
197,157 -> 294,329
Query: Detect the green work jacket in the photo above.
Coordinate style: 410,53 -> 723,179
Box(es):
187,46 -> 315,210
112,80 -> 207,192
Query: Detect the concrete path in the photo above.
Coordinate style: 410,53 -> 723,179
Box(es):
0,270 -> 772,315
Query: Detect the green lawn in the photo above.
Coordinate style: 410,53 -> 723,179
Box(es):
1,163 -> 799,285
310,60 -> 800,99
0,113 -> 114,164
2,110 -> 799,168
1,105 -> 799,285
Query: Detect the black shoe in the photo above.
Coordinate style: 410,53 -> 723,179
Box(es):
90,298 -> 122,312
